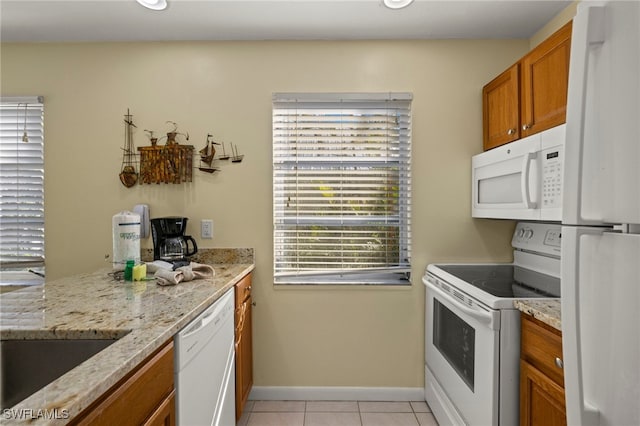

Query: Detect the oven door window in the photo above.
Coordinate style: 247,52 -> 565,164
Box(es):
433,299 -> 475,391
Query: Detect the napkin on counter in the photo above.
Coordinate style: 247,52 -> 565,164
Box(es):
155,262 -> 215,286
145,260 -> 174,273
154,268 -> 184,286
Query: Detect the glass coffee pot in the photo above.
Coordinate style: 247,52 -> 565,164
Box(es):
158,235 -> 198,261
151,217 -> 198,262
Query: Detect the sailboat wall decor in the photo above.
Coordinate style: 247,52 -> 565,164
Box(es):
230,142 -> 244,163
198,134 -> 220,173
119,108 -> 138,188
196,137 -> 246,173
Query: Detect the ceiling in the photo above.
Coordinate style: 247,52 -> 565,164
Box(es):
1,0 -> 573,42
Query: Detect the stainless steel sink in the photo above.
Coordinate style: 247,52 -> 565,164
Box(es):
0,338 -> 119,409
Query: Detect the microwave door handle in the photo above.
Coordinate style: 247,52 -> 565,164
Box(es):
423,277 -> 498,329
521,152 -> 538,209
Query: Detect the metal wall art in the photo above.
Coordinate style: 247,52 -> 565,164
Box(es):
117,111 -> 245,187
138,121 -> 193,184
119,109 -> 138,187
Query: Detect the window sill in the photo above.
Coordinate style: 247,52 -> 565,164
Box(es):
0,269 -> 45,286
275,272 -> 411,286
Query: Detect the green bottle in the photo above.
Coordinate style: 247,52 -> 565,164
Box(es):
124,260 -> 135,281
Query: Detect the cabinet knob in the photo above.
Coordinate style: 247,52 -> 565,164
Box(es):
522,123 -> 532,130
507,128 -> 516,136
555,357 -> 564,369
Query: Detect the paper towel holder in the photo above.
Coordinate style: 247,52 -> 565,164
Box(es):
133,204 -> 150,239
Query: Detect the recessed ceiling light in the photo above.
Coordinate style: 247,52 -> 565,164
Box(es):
136,0 -> 167,11
383,0 -> 414,9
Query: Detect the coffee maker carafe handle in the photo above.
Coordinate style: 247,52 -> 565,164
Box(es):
184,235 -> 198,257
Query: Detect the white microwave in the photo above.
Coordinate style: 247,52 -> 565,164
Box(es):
472,124 -> 565,221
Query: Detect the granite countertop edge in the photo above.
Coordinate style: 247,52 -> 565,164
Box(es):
0,249 -> 254,425
513,299 -> 562,332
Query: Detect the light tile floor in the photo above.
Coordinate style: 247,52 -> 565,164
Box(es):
237,400 -> 439,426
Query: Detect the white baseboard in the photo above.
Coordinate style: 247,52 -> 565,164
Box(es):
249,386 -> 425,402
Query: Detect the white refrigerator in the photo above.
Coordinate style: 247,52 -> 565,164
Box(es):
561,2 -> 639,426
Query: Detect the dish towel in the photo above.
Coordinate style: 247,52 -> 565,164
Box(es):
155,262 -> 215,286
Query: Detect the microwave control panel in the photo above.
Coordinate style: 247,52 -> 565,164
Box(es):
541,145 -> 563,208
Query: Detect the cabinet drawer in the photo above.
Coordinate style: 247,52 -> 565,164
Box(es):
72,340 -> 174,426
235,273 -> 252,305
144,390 -> 175,426
521,315 -> 564,387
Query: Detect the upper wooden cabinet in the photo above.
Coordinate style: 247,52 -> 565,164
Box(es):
520,21 -> 572,138
483,21 -> 572,151
483,63 -> 521,149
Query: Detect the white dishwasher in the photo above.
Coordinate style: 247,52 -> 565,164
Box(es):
175,288 -> 236,426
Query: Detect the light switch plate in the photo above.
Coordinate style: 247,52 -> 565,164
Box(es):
201,219 -> 213,239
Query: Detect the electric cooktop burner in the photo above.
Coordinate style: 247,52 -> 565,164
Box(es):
436,264 -> 560,298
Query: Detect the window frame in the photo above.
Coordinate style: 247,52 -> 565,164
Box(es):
0,96 -> 45,271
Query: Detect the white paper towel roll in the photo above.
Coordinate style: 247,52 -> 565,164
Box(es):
112,211 -> 141,271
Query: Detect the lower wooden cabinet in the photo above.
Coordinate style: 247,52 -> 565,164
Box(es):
71,340 -> 175,426
520,314 -> 566,426
144,390 -> 176,426
520,359 -> 566,426
235,273 -> 254,420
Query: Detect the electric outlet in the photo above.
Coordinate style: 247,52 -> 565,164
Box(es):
201,219 -> 213,239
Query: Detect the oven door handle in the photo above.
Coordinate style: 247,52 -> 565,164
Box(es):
424,277 -> 499,330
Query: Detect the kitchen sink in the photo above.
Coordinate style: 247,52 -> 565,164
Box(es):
0,338 -> 121,409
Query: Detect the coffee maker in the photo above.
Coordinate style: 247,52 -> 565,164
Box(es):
150,217 -> 198,264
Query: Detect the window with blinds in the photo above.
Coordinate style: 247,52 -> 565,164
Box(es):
0,97 -> 45,269
273,93 -> 411,285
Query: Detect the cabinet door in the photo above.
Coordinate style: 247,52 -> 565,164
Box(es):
239,297 -> 253,405
71,341 -> 174,426
483,63 -> 520,150
235,274 -> 253,420
520,360 -> 567,426
520,21 -> 572,138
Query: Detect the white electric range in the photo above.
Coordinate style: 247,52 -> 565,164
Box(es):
423,222 -> 561,426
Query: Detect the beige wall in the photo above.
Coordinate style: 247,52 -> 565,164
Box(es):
1,39 -> 525,388
530,1 -> 578,49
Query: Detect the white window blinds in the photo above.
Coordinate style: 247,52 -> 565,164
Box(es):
0,97 -> 45,268
273,93 -> 411,285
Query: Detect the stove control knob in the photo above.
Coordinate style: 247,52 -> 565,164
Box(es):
517,228 -> 526,239
524,229 -> 534,239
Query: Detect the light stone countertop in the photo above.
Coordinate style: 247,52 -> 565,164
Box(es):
513,299 -> 562,332
0,248 -> 254,425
